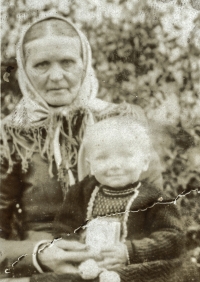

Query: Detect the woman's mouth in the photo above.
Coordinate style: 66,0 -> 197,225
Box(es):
48,88 -> 67,91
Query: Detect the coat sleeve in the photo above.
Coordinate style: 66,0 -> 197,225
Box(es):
126,202 -> 184,264
0,157 -> 22,239
53,176 -> 93,239
0,157 -> 41,276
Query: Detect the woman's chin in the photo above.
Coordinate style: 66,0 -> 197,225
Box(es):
42,91 -> 78,108
46,98 -> 76,108
48,103 -> 67,108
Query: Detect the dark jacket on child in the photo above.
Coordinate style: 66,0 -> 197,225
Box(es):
50,175 -> 199,282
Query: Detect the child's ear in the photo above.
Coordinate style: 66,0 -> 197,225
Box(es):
143,156 -> 150,172
85,158 -> 94,175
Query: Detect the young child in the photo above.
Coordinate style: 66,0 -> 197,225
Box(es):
51,116 -> 187,282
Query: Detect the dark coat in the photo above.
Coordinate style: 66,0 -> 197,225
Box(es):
0,153 -> 63,277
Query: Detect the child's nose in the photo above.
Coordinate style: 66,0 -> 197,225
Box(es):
110,161 -> 121,170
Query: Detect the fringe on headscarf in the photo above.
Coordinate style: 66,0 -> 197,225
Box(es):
1,107 -> 90,181
95,101 -> 148,126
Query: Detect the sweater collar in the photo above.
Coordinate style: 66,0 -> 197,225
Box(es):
95,178 -> 141,197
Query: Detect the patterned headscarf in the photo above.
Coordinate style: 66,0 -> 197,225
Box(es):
5,15 -> 98,126
1,16 -> 100,182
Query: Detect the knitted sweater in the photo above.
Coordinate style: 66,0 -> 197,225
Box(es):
50,176 -> 200,282
55,176 -> 183,260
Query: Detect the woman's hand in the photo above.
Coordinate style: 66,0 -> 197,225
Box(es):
38,239 -> 94,274
97,243 -> 128,270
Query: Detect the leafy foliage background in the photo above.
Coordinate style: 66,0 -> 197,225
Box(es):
1,0 -> 200,267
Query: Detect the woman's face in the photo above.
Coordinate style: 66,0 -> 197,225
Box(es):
25,35 -> 84,107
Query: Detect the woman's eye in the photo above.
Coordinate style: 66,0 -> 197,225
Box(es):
62,59 -> 75,67
34,61 -> 49,69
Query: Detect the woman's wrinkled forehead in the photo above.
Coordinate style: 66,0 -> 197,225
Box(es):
24,18 -> 79,44
23,19 -> 83,61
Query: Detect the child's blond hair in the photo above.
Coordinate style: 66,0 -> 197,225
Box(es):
83,116 -> 152,158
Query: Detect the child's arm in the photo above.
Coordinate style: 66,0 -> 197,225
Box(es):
126,202 -> 184,264
99,201 -> 184,271
111,257 -> 183,282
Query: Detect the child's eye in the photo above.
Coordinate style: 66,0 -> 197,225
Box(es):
96,155 -> 108,161
126,154 -> 134,159
34,61 -> 49,69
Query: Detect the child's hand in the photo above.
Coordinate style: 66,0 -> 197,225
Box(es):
97,243 -> 128,270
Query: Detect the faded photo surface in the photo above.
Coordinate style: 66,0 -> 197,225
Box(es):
1,1 -> 200,281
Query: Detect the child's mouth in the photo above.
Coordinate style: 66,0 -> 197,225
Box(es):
107,174 -> 124,177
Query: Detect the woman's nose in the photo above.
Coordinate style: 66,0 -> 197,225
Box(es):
49,64 -> 64,81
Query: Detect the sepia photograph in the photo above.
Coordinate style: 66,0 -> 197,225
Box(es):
1,0 -> 200,281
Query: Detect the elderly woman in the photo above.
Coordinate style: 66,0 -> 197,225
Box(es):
0,16 -> 164,280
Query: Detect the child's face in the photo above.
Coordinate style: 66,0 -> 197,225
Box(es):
87,135 -> 149,188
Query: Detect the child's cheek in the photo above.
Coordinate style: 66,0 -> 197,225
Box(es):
126,159 -> 135,170
96,163 -> 107,176
98,164 -> 106,173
